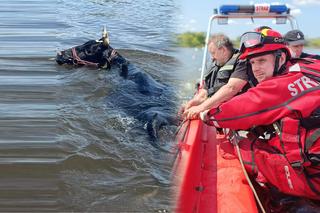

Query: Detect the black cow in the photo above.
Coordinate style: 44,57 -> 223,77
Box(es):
56,37 -> 129,78
55,35 -> 175,147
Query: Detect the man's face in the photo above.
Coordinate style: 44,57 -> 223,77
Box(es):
208,42 -> 226,66
249,54 -> 276,82
288,44 -> 303,58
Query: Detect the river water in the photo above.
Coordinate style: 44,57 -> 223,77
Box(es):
2,1 -> 320,212
0,0 -> 183,212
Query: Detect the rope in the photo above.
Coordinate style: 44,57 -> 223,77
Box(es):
171,119 -> 191,167
104,49 -> 119,68
71,48 -> 99,67
233,136 -> 266,213
174,119 -> 189,136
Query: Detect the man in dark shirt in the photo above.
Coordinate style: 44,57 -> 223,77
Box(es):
284,29 -> 320,60
181,33 -> 248,120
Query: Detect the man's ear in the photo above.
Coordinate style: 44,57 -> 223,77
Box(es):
219,45 -> 226,55
279,52 -> 287,66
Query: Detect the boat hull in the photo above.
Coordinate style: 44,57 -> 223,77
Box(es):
172,119 -> 258,213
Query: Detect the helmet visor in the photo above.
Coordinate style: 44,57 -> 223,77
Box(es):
239,32 -> 263,53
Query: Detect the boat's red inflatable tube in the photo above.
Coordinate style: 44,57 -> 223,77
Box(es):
172,119 -> 258,213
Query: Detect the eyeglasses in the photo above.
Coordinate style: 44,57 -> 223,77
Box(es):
239,32 -> 285,53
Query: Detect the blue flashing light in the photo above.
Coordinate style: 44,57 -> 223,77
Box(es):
219,4 -> 289,15
269,5 -> 288,13
219,5 -> 240,14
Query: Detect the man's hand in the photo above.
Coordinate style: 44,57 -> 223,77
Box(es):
178,102 -> 192,120
183,105 -> 204,120
178,104 -> 186,119
178,88 -> 208,120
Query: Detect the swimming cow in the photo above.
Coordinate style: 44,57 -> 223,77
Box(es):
55,29 -> 176,147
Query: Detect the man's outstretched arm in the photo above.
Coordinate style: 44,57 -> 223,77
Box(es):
184,77 -> 247,119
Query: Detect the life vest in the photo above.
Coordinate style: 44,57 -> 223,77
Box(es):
205,59 -> 320,200
204,50 -> 239,97
250,114 -> 320,200
300,52 -> 320,60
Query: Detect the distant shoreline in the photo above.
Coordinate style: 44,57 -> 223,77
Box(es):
176,32 -> 320,49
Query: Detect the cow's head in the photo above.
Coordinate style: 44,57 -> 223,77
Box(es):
56,49 -> 74,65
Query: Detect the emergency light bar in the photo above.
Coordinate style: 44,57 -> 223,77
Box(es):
219,4 -> 289,15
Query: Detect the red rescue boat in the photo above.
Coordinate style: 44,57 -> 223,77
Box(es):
172,4 -> 299,212
172,120 -> 258,213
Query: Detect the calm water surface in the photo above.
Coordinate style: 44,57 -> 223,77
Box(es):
0,0 -> 183,212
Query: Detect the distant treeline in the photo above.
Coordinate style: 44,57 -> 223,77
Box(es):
175,32 -> 206,48
176,32 -> 320,48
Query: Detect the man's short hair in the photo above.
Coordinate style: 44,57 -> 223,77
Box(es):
284,29 -> 305,46
208,34 -> 233,52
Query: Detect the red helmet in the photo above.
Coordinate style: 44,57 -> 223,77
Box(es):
254,26 -> 272,32
239,29 -> 291,60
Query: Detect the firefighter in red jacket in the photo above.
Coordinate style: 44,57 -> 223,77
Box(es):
201,29 -> 320,200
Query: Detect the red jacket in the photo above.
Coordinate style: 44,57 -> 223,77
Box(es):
206,63 -> 320,129
204,61 -> 320,199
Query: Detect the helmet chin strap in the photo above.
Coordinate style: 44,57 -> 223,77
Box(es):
273,50 -> 284,76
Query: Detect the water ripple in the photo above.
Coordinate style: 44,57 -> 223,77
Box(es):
0,0 -> 180,211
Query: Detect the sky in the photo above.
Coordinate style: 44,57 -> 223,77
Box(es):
178,0 -> 320,39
